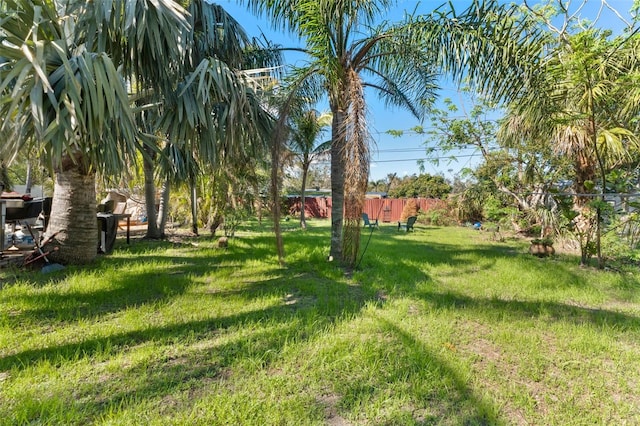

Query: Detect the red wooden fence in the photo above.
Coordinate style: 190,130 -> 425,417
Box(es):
286,197 -> 446,223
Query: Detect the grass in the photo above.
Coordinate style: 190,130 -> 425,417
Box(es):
1,220 -> 639,425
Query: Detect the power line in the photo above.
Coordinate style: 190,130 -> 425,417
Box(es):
373,146 -> 479,153
369,118 -> 503,136
374,147 -> 428,153
371,153 -> 482,163
313,153 -> 484,165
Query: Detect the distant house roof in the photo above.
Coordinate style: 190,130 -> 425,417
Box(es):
365,192 -> 387,199
287,188 -> 331,197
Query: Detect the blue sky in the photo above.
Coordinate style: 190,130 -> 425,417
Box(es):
220,0 -> 637,182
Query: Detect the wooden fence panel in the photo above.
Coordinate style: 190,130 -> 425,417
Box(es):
287,196 -> 330,219
287,197 -> 446,222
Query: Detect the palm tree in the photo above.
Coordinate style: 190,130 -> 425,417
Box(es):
287,108 -> 332,229
245,0 -> 543,267
0,0 -> 188,264
144,0 -> 280,239
367,179 -> 386,192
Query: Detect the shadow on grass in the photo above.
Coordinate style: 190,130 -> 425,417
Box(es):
3,224 -> 638,424
357,225 -> 603,295
415,288 -> 640,331
71,321 -> 312,422
2,234 -> 286,325
375,315 -> 504,425
0,268 -> 365,371
4,265 -> 192,323
1,271 -> 376,423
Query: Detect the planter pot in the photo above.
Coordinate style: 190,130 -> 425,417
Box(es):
529,243 -> 555,257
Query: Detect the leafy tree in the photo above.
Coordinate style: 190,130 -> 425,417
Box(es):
388,173 -> 451,199
385,173 -> 399,193
390,91 -> 564,233
1,0 -> 276,262
503,27 -> 640,267
369,173 -> 399,193
368,179 -> 386,192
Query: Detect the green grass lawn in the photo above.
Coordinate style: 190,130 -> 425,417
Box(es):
1,220 -> 639,425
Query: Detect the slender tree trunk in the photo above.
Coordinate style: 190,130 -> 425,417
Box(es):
591,122 -> 606,270
191,179 -> 199,235
253,181 -> 263,225
45,159 -> 98,264
271,111 -> 287,266
0,162 -> 10,191
25,162 -> 33,194
157,178 -> 170,237
143,147 -> 161,239
586,81 -> 606,270
229,182 -> 238,210
207,203 -> 222,235
573,154 -> 595,267
329,107 -> 346,262
300,160 -> 308,229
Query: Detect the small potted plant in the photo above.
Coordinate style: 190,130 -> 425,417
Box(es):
529,236 -> 555,257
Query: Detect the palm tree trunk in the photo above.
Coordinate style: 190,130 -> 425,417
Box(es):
271,114 -> 286,265
341,71 -> 369,268
143,147 -> 161,239
45,160 -> 98,264
572,151 -> 597,267
300,161 -> 308,229
191,179 -> 199,235
25,162 -> 33,194
157,178 -> 170,237
329,108 -> 346,262
586,79 -> 605,269
0,162 -> 10,191
591,121 -> 606,270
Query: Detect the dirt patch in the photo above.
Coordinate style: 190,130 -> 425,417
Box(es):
317,392 -> 351,426
283,291 -> 317,309
462,337 -> 502,367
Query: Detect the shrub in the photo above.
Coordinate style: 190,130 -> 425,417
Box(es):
483,195 -> 512,223
420,208 -> 456,226
400,198 -> 420,221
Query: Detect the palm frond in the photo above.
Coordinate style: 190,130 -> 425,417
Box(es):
413,0 -> 546,103
74,0 -> 189,93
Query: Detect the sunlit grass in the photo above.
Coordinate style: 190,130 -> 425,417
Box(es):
1,220 -> 639,425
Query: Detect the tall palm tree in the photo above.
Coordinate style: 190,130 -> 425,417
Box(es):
0,0 -> 188,264
287,108 -> 332,229
245,0 -> 543,267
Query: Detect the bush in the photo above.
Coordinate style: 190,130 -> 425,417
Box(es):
602,231 -> 640,263
482,195 -> 512,223
420,208 -> 456,226
223,209 -> 249,237
400,198 -> 420,221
